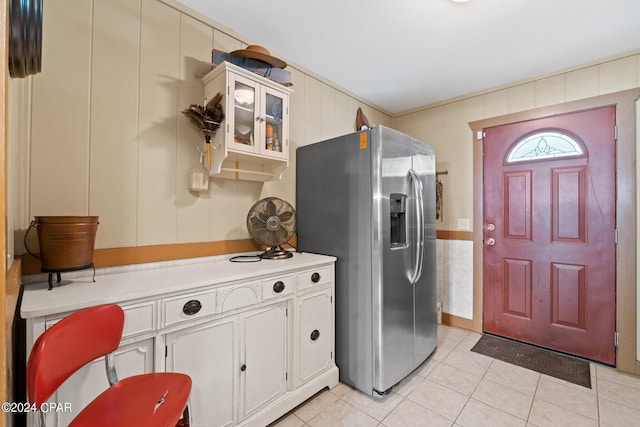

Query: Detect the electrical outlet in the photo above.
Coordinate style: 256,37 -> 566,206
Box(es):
457,218 -> 471,230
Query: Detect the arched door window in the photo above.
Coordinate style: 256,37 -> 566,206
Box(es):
506,131 -> 584,163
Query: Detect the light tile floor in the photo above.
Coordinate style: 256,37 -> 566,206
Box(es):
270,325 -> 640,427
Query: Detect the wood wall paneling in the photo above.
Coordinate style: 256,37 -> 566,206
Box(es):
30,0 -> 93,216
137,0 -> 181,245
175,14 -> 214,244
90,0 -> 141,249
303,75 -> 324,145
1,0 -> 8,420
26,0 -> 390,255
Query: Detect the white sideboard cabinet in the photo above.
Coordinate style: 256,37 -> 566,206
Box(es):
21,252 -> 338,427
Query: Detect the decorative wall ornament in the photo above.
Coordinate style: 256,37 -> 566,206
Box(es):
436,171 -> 447,222
182,92 -> 225,168
355,107 -> 370,131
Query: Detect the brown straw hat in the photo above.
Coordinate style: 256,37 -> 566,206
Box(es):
230,45 -> 287,69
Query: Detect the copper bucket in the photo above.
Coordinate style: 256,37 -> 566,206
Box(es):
24,216 -> 99,286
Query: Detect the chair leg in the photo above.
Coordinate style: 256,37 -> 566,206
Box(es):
35,411 -> 46,427
176,404 -> 190,427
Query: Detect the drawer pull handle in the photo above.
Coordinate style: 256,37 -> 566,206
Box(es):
273,281 -> 285,293
311,272 -> 321,283
183,300 -> 202,315
240,364 -> 247,372
310,329 -> 320,341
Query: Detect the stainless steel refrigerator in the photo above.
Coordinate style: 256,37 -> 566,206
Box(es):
296,125 -> 437,396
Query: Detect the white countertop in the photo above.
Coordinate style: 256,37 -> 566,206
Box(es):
21,251 -> 336,319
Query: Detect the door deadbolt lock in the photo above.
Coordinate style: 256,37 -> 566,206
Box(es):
486,223 -> 495,231
486,237 -> 496,246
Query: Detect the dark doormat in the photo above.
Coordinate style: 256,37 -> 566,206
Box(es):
471,334 -> 591,388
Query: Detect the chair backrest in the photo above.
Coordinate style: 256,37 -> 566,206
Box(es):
27,303 -> 125,406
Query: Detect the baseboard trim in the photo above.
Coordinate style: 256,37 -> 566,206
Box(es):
442,312 -> 479,332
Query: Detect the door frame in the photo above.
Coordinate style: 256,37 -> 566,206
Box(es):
470,88 -> 640,375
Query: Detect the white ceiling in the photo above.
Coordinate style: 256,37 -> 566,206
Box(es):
175,0 -> 640,114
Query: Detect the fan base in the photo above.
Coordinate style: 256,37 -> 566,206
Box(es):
260,246 -> 293,260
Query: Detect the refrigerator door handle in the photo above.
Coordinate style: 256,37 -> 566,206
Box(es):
408,169 -> 425,284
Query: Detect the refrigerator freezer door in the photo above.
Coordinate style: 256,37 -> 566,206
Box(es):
296,130 -> 375,394
372,126 -> 416,393
296,125 -> 437,396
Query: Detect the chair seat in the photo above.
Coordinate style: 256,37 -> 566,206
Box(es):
69,372 -> 191,427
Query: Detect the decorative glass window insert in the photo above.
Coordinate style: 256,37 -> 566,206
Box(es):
506,131 -> 584,163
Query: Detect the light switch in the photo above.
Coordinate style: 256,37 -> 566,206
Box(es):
457,218 -> 471,230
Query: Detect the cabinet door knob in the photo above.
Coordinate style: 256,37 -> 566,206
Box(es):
273,281 -> 285,293
311,272 -> 321,283
310,329 -> 320,341
183,299 -> 202,315
240,364 -> 247,372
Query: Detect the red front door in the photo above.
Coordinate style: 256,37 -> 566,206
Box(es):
483,106 -> 617,365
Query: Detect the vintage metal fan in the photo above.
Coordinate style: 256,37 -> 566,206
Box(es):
247,197 -> 296,259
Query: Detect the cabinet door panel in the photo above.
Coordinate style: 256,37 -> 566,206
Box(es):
241,303 -> 287,419
166,318 -> 237,427
296,288 -> 333,385
53,339 -> 154,427
260,86 -> 288,160
229,73 -> 259,154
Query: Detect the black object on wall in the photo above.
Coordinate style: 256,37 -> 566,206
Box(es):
8,0 -> 42,78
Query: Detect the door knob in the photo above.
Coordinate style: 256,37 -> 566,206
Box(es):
486,223 -> 495,231
486,237 -> 496,246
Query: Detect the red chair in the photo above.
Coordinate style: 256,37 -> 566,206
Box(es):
27,303 -> 191,427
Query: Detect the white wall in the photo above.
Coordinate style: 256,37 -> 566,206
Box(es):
13,0 -> 640,356
393,53 -> 640,232
394,52 -> 640,352
14,0 -> 390,251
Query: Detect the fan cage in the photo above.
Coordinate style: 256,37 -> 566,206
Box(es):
246,197 -> 296,259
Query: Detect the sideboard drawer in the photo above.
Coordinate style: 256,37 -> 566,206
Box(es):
44,302 -> 157,339
262,275 -> 294,300
163,289 -> 217,327
298,266 -> 332,290
122,302 -> 156,338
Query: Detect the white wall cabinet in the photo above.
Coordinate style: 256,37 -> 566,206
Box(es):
202,61 -> 292,181
21,252 -> 338,427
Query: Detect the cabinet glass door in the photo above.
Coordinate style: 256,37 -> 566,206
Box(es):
261,87 -> 288,160
232,77 -> 257,153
